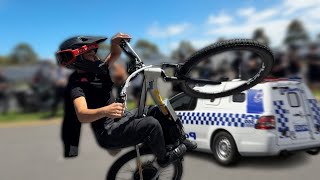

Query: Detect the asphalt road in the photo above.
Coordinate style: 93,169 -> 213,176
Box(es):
0,122 -> 319,180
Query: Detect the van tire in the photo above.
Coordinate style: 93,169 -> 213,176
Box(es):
306,148 -> 320,155
211,131 -> 240,165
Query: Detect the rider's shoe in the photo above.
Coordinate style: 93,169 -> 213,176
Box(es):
157,144 -> 187,168
182,139 -> 197,151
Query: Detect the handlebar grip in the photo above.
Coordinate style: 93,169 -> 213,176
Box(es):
114,97 -> 125,122
116,97 -> 125,103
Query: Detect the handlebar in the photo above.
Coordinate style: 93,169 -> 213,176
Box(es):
119,39 -> 145,75
119,39 -> 144,65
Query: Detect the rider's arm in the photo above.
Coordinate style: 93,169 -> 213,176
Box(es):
105,33 -> 131,66
73,97 -> 124,123
73,97 -> 108,123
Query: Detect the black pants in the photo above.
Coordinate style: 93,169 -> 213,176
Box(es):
96,106 -> 184,160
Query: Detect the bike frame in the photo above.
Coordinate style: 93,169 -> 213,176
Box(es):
118,40 -> 181,180
120,65 -> 179,121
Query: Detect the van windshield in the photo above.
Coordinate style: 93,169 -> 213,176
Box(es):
170,93 -> 197,111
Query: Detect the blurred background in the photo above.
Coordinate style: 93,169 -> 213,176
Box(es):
1,0 -> 320,179
1,0 -> 320,120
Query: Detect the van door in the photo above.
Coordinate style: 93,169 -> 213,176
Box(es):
276,85 -> 313,144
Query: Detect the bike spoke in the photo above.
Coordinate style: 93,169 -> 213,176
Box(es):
123,163 -> 135,172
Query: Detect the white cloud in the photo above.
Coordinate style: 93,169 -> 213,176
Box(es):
204,0 -> 320,46
207,12 -> 233,25
207,19 -> 288,45
303,7 -> 320,20
247,8 -> 279,22
148,0 -> 320,55
191,39 -> 216,48
283,0 -> 320,15
147,22 -> 191,38
237,7 -> 256,17
237,7 -> 278,22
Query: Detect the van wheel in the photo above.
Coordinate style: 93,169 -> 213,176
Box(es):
306,148 -> 320,155
211,131 -> 239,165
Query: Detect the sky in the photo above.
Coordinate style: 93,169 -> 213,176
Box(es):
0,0 -> 320,60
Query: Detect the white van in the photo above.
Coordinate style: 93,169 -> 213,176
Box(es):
170,77 -> 320,165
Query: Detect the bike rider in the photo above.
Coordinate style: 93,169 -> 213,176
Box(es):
57,33 -> 197,167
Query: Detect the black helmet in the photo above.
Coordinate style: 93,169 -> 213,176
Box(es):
56,36 -> 109,74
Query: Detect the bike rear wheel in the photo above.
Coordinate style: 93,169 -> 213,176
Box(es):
106,147 -> 183,180
178,39 -> 274,99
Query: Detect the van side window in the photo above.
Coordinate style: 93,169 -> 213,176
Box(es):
287,92 -> 300,107
232,93 -> 245,103
170,93 -> 197,111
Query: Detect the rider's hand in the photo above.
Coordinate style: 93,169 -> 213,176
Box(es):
111,32 -> 131,46
104,103 -> 125,118
108,32 -> 131,64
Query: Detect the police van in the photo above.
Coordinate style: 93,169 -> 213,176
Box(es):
170,77 -> 320,165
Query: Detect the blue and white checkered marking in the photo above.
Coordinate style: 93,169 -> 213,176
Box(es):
177,112 -> 260,128
308,99 -> 320,128
273,100 -> 289,135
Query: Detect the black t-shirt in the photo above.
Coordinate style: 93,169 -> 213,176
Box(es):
64,71 -> 115,132
62,70 -> 115,157
61,69 -> 115,158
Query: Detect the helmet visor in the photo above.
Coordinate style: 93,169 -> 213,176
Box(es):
56,43 -> 99,65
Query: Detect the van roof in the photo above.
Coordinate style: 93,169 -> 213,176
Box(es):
193,77 -> 302,92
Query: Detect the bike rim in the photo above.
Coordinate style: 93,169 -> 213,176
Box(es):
215,138 -> 232,161
115,154 -> 178,180
179,39 -> 274,99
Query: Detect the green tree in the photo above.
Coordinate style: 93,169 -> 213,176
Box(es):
134,39 -> 160,59
171,41 -> 196,62
284,19 -> 309,45
10,43 -> 38,64
0,56 -> 9,65
252,28 -> 270,46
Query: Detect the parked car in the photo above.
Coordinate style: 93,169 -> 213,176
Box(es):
170,77 -> 320,165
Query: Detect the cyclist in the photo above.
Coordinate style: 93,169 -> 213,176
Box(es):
58,33 -> 197,168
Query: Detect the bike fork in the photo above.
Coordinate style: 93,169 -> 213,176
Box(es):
135,145 -> 143,180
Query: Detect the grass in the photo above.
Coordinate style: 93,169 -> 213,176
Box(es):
312,89 -> 320,100
0,101 -> 136,123
0,110 -> 63,123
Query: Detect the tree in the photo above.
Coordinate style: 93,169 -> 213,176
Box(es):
0,56 -> 9,65
252,28 -> 270,46
134,39 -> 160,59
171,41 -> 196,62
10,43 -> 37,64
283,19 -> 309,45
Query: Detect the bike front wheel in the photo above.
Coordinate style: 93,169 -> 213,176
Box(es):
106,147 -> 183,180
178,39 -> 274,99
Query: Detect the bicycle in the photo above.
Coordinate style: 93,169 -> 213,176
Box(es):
106,39 -> 274,180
